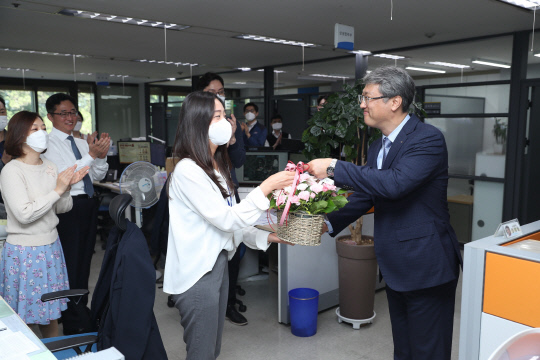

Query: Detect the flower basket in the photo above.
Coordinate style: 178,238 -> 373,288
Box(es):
269,161 -> 349,246
276,211 -> 325,246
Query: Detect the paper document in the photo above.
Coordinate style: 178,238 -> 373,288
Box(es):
0,331 -> 39,359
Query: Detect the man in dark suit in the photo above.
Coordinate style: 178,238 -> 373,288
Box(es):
241,102 -> 267,147
308,66 -> 462,360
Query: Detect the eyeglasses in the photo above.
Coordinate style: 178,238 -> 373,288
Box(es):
358,95 -> 388,105
208,89 -> 225,96
50,111 -> 77,118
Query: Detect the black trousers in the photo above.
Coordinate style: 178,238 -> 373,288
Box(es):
227,190 -> 242,307
57,196 -> 99,332
385,278 -> 458,360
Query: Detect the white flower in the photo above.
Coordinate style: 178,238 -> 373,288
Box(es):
320,178 -> 334,185
283,186 -> 292,194
296,183 -> 308,191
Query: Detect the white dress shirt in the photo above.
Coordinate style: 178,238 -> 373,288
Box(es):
163,158 -> 271,295
42,127 -> 109,196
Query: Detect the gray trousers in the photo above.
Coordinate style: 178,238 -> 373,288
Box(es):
172,250 -> 229,360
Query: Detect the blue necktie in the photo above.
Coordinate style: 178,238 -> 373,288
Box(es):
67,136 -> 94,197
382,137 -> 392,166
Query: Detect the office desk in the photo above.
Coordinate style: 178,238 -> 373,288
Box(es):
0,296 -> 56,359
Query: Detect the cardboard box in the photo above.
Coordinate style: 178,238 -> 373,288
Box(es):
166,157 -> 178,176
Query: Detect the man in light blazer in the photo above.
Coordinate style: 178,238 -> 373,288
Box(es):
308,66 -> 462,360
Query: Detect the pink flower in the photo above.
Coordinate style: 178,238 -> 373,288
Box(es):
298,191 -> 311,201
299,173 -> 311,182
289,195 -> 300,205
285,163 -> 297,171
276,194 -> 287,206
310,183 -> 324,193
322,183 -> 337,192
310,193 -> 316,199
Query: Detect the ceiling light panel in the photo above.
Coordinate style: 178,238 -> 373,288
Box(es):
58,9 -> 190,31
495,0 -> 540,10
3,48 -> 85,57
309,74 -> 350,79
373,53 -> 405,60
134,59 -> 198,66
405,67 -> 446,74
428,61 -> 470,69
235,34 -> 318,47
472,59 -> 511,68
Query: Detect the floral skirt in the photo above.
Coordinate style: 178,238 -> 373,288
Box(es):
0,238 -> 69,325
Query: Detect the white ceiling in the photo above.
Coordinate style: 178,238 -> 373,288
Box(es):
0,0 -> 538,88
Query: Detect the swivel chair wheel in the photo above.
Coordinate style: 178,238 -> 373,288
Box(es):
167,295 -> 175,308
238,304 -> 247,312
236,285 -> 246,296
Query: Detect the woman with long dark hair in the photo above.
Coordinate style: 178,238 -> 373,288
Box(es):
163,91 -> 294,359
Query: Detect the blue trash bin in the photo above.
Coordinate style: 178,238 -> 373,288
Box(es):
288,288 -> 319,337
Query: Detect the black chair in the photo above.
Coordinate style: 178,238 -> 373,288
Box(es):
41,194 -> 166,359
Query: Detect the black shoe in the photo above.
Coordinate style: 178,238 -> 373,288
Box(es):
226,305 -> 248,326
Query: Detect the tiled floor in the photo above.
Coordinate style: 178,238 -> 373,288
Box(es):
83,243 -> 463,360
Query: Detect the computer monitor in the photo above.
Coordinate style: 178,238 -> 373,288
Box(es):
117,141 -> 152,164
235,151 -> 289,184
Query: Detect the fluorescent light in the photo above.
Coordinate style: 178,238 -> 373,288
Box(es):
256,69 -> 286,73
428,61 -> 470,69
234,34 -> 319,48
472,59 -> 511,69
2,47 -> 84,58
406,66 -> 446,74
168,78 -> 176,81
134,59 -> 198,66
373,53 -> 405,60
350,50 -> 372,55
0,67 -> 33,71
309,73 -> 350,79
495,0 -> 540,10
237,67 -> 251,71
233,82 -> 247,85
58,9 -> 190,31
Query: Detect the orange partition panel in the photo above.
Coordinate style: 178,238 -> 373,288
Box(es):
484,252 -> 540,327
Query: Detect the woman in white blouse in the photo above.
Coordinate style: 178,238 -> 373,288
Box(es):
163,91 -> 294,359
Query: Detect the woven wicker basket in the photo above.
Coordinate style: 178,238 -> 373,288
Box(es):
276,211 -> 324,246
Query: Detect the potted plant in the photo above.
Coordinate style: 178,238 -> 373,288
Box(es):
492,118 -> 507,154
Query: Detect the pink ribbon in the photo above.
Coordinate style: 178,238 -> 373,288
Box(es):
279,161 -> 308,226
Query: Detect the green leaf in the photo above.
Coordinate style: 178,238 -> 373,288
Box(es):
337,189 -> 348,195
332,195 -> 348,209
324,199 -> 337,213
310,126 -> 322,137
310,200 -> 327,213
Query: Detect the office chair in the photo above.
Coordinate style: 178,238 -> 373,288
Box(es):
95,189 -> 116,250
41,194 -> 167,359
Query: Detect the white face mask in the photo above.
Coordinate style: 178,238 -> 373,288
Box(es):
73,121 -> 82,131
245,112 -> 256,122
217,94 -> 226,103
208,118 -> 232,146
25,130 -> 49,153
0,116 -> 8,131
272,123 -> 283,131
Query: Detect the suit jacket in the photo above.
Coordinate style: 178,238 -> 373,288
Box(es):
228,119 -> 246,188
91,221 -> 168,360
243,121 -> 267,147
327,114 -> 462,292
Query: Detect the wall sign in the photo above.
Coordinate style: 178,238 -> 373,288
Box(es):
334,23 -> 354,51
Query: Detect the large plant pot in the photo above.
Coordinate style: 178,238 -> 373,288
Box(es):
336,235 -> 377,320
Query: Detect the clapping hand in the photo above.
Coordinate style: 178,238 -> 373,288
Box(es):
88,132 -> 111,159
228,114 -> 237,145
55,165 -> 89,195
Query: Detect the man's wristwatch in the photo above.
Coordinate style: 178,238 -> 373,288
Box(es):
326,159 -> 338,179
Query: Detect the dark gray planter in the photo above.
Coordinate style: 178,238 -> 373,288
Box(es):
336,235 -> 377,320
